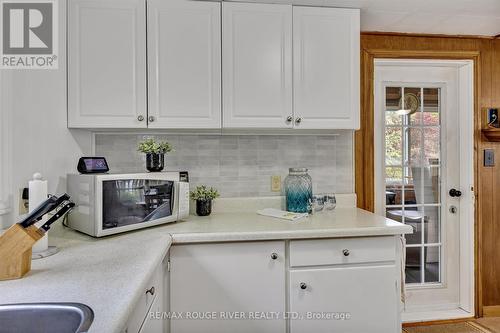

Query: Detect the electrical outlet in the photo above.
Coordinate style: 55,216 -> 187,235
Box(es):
271,175 -> 281,192
18,188 -> 29,215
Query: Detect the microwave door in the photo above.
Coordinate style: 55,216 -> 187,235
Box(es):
143,181 -> 174,221
102,179 -> 175,230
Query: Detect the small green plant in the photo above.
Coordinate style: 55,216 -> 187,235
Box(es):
190,185 -> 220,201
137,138 -> 173,154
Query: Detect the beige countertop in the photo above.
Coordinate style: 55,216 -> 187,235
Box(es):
0,204 -> 411,333
165,208 -> 412,243
0,226 -> 172,333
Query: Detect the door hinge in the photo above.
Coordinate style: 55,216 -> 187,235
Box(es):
167,260 -> 171,272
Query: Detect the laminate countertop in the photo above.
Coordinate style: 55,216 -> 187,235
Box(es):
164,208 -> 413,243
0,227 -> 172,333
0,206 -> 411,333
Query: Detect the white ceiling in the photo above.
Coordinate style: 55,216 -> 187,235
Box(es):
227,0 -> 500,36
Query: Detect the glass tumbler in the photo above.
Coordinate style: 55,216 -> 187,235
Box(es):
324,194 -> 337,210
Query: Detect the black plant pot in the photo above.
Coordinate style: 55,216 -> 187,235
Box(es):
146,153 -> 165,172
196,199 -> 212,216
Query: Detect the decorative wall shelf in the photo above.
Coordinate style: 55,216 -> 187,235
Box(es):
482,128 -> 500,142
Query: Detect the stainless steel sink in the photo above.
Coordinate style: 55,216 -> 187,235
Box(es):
0,303 -> 94,333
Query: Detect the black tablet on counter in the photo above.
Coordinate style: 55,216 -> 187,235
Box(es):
77,157 -> 109,174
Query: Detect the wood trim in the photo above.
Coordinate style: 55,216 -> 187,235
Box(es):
363,49 -> 481,59
362,31 -> 495,40
356,37 -> 483,316
402,317 -> 475,327
354,50 -> 375,211
482,306 -> 500,317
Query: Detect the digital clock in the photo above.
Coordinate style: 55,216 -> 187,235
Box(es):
77,157 -> 109,174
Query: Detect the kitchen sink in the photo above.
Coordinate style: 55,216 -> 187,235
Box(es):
0,303 -> 94,333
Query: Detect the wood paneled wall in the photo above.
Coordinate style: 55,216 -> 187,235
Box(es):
356,33 -> 500,316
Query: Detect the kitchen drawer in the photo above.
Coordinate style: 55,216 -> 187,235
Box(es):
289,236 -> 396,267
126,265 -> 162,333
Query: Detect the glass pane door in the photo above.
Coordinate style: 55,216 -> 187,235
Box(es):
384,86 -> 442,285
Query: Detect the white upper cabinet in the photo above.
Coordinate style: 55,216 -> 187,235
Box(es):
222,3 -> 293,129
293,7 -> 360,130
68,0 -> 147,128
67,1 -> 360,130
147,0 -> 221,129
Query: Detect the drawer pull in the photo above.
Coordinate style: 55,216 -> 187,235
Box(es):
146,286 -> 155,296
342,249 -> 350,257
300,282 -> 307,290
270,253 -> 278,260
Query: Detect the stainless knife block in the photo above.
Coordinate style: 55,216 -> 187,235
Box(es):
0,224 -> 44,280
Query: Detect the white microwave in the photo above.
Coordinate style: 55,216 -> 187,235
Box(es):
67,172 -> 189,237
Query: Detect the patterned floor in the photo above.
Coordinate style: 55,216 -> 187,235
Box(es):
403,322 -> 492,333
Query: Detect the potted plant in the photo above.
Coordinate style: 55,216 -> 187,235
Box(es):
190,185 -> 220,216
137,138 -> 173,172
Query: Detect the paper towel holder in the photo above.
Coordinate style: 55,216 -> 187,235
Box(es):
28,173 -> 60,259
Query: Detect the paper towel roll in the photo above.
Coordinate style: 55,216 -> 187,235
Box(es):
29,173 -> 48,253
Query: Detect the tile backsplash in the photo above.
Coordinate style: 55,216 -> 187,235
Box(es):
95,133 -> 354,197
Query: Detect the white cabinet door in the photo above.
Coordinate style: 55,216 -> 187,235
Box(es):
68,0 -> 147,128
222,3 -> 292,129
147,0 -> 221,129
139,294 -> 162,333
170,241 -> 286,333
289,265 -> 398,333
293,7 -> 360,129
125,260 -> 166,333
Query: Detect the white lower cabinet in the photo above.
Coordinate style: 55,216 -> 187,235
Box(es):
166,236 -> 401,333
169,241 -> 286,333
289,266 -> 398,333
139,293 -> 163,333
125,256 -> 168,333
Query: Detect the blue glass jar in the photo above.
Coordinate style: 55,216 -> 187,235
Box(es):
285,168 -> 312,213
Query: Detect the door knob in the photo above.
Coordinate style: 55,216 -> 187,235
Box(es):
295,117 -> 302,124
270,253 -> 278,260
148,116 -> 155,122
300,282 -> 307,290
137,115 -> 144,122
342,249 -> 350,257
449,189 -> 462,197
286,116 -> 293,123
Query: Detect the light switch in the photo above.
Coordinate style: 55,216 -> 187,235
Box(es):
271,175 -> 281,192
484,149 -> 495,167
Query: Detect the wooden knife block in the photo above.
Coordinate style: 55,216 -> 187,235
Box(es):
0,224 -> 44,281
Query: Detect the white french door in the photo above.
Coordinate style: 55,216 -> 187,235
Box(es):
374,60 -> 474,320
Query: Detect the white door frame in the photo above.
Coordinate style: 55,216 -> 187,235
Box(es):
373,59 -> 475,322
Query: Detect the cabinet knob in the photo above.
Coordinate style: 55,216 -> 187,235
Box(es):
148,116 -> 155,122
295,117 -> 302,124
342,249 -> 350,257
146,286 -> 155,296
137,115 -> 145,122
286,116 -> 293,123
300,282 -> 307,290
270,253 -> 278,260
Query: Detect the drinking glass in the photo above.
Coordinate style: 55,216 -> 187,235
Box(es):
324,194 -> 337,210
